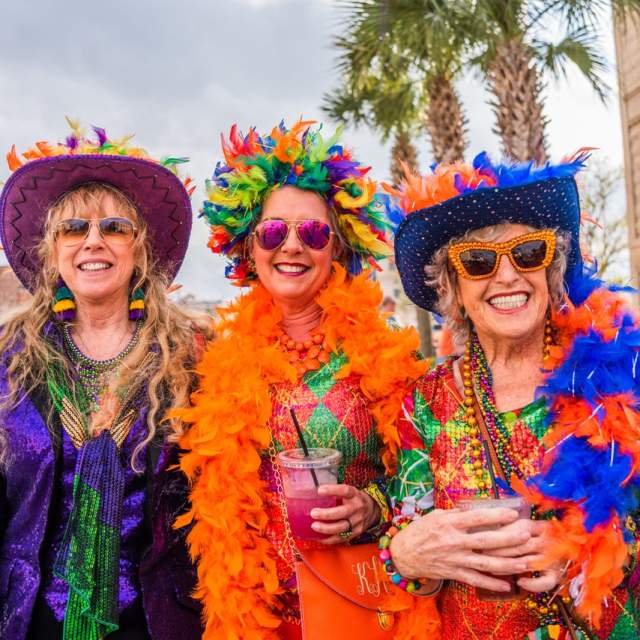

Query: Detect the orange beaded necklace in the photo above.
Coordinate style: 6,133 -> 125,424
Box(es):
274,328 -> 331,377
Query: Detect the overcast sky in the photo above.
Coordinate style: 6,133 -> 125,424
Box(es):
0,0 -> 625,301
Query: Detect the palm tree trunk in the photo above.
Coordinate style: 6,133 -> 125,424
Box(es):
424,73 -> 467,164
486,39 -> 549,163
389,130 -> 435,357
416,74 -> 468,357
390,129 -> 419,186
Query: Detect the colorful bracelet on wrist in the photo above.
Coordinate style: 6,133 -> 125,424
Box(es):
362,481 -> 392,530
378,518 -> 422,593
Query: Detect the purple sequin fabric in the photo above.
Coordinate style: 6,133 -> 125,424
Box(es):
40,418 -> 148,620
0,333 -> 202,640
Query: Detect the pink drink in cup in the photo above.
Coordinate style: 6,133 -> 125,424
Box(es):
277,448 -> 342,541
456,496 -> 531,601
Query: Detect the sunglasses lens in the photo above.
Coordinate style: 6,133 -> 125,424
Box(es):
255,220 -> 289,250
458,249 -> 497,277
56,219 -> 90,244
511,239 -> 547,269
297,220 -> 332,250
100,217 -> 136,243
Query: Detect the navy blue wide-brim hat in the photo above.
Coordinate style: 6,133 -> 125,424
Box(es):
393,152 -> 587,312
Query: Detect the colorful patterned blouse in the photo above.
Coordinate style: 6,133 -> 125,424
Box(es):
260,352 -> 384,623
388,361 -> 640,640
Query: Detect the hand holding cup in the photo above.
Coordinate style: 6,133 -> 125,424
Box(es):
389,506 -> 532,593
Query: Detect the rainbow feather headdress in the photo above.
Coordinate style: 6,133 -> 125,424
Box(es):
390,151 -> 589,311
202,119 -> 393,285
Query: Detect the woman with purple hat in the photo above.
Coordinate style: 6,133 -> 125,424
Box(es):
375,153 -> 640,639
0,121 -> 206,639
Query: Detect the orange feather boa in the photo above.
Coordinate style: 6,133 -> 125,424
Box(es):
175,264 -> 429,639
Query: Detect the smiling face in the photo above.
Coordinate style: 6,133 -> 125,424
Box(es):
51,185 -> 139,309
454,224 -> 550,343
252,186 -> 336,310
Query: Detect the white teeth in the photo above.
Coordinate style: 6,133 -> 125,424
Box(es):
275,264 -> 307,274
488,294 -> 528,310
79,262 -> 111,271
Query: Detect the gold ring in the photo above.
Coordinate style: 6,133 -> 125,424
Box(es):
339,518 -> 353,540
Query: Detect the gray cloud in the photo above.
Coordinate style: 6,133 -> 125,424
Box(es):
0,0 -> 623,301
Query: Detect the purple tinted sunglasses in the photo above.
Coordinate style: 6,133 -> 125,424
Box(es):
253,218 -> 334,251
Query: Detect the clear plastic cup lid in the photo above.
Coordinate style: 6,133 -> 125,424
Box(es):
276,447 -> 342,469
457,496 -> 527,510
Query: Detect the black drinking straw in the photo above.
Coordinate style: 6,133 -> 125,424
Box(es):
482,440 -> 501,499
289,408 -> 319,489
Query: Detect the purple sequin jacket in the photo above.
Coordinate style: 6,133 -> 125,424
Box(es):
0,360 -> 203,640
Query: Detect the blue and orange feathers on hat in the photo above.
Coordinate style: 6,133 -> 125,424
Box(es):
202,118 -> 393,285
388,150 -> 591,311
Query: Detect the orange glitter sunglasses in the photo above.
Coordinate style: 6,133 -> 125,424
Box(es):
447,230 -> 556,280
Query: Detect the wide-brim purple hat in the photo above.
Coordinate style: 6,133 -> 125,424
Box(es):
390,152 -> 588,313
0,124 -> 193,292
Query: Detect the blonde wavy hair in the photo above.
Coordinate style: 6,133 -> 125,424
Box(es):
0,182 -> 210,470
424,224 -> 570,346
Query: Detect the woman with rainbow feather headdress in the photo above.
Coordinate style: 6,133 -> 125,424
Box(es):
174,119 -> 429,639
374,151 -> 640,639
0,120 -> 207,639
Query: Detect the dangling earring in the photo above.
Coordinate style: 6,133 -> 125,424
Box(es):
129,286 -> 145,321
543,315 -> 553,362
52,278 -> 76,322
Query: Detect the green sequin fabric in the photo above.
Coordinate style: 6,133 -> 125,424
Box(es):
46,327 -> 144,640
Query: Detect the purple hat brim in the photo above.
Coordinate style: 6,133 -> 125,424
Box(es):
394,176 -> 583,312
0,154 -> 192,291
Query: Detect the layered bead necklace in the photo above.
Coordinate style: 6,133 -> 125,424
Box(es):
462,319 -> 574,623
462,318 -> 552,495
63,322 -> 142,414
274,327 -> 331,378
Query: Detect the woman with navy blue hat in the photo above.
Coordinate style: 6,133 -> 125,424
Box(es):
376,152 -> 640,639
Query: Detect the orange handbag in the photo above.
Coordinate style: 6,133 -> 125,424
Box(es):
295,543 -> 397,640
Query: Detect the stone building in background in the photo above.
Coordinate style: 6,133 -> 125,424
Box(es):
0,265 -> 31,315
616,16 -> 640,287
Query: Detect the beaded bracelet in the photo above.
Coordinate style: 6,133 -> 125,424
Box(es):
378,519 -> 423,593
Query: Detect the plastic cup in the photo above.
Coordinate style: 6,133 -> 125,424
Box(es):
277,447 -> 342,541
456,496 -> 531,601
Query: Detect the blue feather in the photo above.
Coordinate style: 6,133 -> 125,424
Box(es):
541,327 -> 640,404
376,193 -> 404,230
463,151 -> 589,192
528,437 -> 640,532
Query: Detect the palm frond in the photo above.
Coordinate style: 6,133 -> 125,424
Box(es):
532,26 -> 609,103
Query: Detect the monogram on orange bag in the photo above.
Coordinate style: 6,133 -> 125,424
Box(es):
295,543 -> 396,640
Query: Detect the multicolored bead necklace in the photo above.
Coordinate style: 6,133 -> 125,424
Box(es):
274,327 -> 331,378
63,322 -> 142,413
463,317 -> 552,495
462,319 -> 574,623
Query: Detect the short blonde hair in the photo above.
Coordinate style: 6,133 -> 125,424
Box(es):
424,224 -> 569,345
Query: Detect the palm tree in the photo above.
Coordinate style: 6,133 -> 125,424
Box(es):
325,1 -> 471,355
345,1 -> 640,163
329,0 -> 469,166
323,72 -> 437,356
465,0 -> 638,162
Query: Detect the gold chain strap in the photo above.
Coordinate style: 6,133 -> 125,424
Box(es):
267,437 -> 301,563
267,437 -> 303,626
